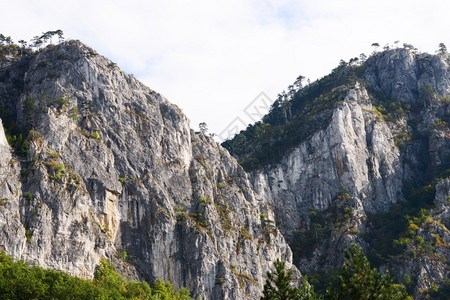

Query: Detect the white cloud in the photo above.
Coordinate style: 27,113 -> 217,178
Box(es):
1,0 -> 450,138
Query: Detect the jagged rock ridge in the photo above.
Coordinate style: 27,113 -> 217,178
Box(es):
224,48 -> 450,298
0,41 -> 298,300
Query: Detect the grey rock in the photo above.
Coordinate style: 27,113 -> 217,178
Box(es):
0,41 -> 299,299
252,83 -> 402,237
364,49 -> 450,103
249,49 -> 450,292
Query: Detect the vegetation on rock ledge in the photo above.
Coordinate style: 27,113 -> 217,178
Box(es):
222,62 -> 364,171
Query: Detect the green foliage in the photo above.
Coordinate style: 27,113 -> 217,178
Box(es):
151,278 -> 192,299
261,261 -> 300,300
5,131 -> 30,157
199,196 -> 208,206
261,259 -> 299,300
361,114 -> 450,269
392,209 -> 436,258
0,252 -> 193,299
326,244 -> 411,300
236,225 -> 253,254
298,277 -> 324,300
21,167 -> 29,178
215,202 -> 232,232
54,163 -> 65,172
93,259 -> 126,298
175,208 -> 187,224
46,160 -> 66,182
290,195 -> 355,261
363,206 -> 408,267
362,158 -> 445,268
66,172 -> 82,192
0,105 -> 42,158
261,259 -> 322,300
336,186 -> 350,201
0,251 -> 101,299
23,191 -> 33,201
70,107 -> 79,120
304,269 -> 341,297
192,212 -> 208,228
363,205 -> 437,268
290,208 -> 325,259
55,97 -> 70,110
425,277 -> 450,299
30,30 -> 65,49
260,212 -> 276,241
25,228 -> 32,243
372,99 -> 411,124
23,96 -> 35,127
240,225 -> 252,240
91,131 -> 101,140
420,85 -> 436,102
394,131 -> 412,150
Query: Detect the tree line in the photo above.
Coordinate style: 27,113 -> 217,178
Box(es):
0,30 -> 64,49
0,30 -> 65,65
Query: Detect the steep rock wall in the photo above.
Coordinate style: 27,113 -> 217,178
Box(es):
0,41 -> 298,300
250,49 -> 450,296
252,84 -> 402,236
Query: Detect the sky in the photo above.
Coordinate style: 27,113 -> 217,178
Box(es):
2,0 -> 450,141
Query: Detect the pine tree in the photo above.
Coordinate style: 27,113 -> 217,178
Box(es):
326,244 -> 411,300
261,259 -> 299,300
262,259 -> 322,300
298,277 -> 324,300
199,122 -> 208,134
438,43 -> 447,56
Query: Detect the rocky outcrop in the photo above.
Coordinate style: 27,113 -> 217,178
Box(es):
0,41 -> 298,299
0,118 -> 25,258
364,48 -> 450,103
248,49 -> 450,295
2,41 -> 449,298
388,178 -> 450,298
252,84 -> 402,235
250,83 -> 406,273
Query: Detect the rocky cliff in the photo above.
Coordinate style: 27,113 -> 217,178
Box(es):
252,83 -> 402,232
2,40 -> 449,299
225,48 -> 450,298
0,41 -> 298,300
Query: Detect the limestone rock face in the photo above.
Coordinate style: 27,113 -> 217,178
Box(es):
248,49 -> 450,295
0,41 -> 297,300
364,48 -> 450,103
0,119 -> 8,148
2,41 -> 449,298
252,84 -> 402,235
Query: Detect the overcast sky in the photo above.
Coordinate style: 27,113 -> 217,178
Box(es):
2,0 -> 450,140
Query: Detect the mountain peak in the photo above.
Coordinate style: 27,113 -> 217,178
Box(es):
0,38 -> 299,299
224,46 -> 450,297
1,37 -> 449,298
364,46 -> 450,103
